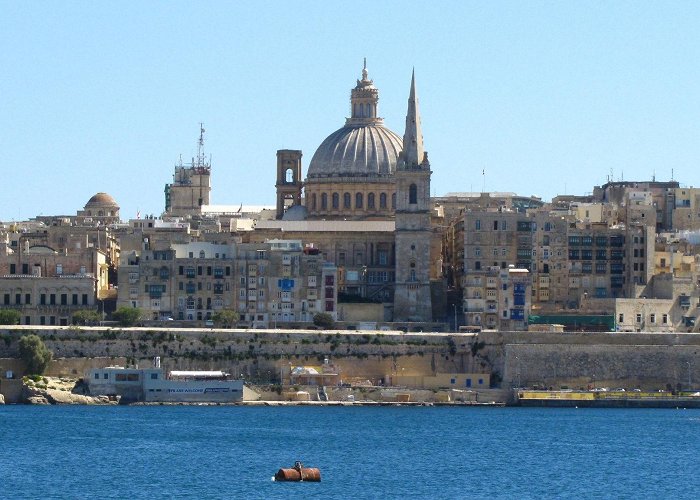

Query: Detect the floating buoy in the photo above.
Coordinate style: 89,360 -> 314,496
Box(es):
274,461 -> 321,482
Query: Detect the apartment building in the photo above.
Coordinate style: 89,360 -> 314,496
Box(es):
462,266 -> 531,330
117,239 -> 337,328
0,233 -> 106,325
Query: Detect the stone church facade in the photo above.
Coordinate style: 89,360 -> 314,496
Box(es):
271,63 -> 437,322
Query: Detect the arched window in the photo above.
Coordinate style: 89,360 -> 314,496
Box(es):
355,192 -> 363,209
365,103 -> 370,117
391,193 -> 396,209
199,250 -> 205,259
368,193 -> 375,209
380,193 -> 387,209
311,193 -> 317,210
332,193 -> 339,209
285,168 -> 294,183
409,183 -> 418,204
321,193 -> 328,209
344,192 -> 351,209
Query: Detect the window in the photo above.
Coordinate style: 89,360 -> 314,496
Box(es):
368,193 -> 375,209
332,193 -> 339,209
650,314 -> 656,324
662,314 -> 668,324
343,192 -> 351,209
355,192 -> 363,208
56,264 -> 63,275
380,192 -> 387,209
475,220 -> 481,230
636,314 -> 642,324
409,184 -> 417,204
618,313 -> 624,323
321,193 -> 328,209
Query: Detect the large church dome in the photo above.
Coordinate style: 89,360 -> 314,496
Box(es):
307,125 -> 402,178
307,64 -> 402,179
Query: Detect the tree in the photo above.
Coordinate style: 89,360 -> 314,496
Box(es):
0,309 -> 21,325
72,309 -> 102,325
18,334 -> 53,375
112,307 -> 142,327
313,312 -> 335,330
212,309 -> 239,328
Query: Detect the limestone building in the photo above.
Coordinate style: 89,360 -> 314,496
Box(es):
164,125 -> 211,217
262,64 -> 438,323
116,238 -> 337,328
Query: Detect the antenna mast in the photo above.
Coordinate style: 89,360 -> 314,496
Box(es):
197,123 -> 206,167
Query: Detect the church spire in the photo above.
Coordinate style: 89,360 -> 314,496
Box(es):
401,69 -> 426,168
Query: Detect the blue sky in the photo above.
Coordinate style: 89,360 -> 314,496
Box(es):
2,1 -> 699,221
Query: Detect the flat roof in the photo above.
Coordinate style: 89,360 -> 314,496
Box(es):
255,220 -> 395,232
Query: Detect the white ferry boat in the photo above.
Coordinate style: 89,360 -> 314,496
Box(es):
86,358 -> 243,403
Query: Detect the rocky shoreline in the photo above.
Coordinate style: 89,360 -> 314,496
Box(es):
11,376 -> 118,405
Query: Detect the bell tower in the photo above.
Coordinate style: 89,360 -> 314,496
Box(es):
393,70 -> 433,322
276,149 -> 303,219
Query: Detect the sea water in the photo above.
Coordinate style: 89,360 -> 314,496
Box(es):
1,406 -> 698,499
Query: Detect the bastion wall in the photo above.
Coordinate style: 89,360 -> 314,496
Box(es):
1,327 -> 699,391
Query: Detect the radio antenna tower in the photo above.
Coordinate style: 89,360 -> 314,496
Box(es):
196,123 -> 206,166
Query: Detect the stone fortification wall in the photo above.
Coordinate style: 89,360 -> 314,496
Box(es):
3,327 -> 699,391
503,343 -> 699,391
484,331 -> 700,391
0,327 -> 488,382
